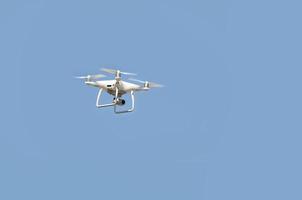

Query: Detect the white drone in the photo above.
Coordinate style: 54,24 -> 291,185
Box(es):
76,68 -> 163,114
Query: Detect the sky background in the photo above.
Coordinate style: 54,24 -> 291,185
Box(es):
1,0 -> 302,199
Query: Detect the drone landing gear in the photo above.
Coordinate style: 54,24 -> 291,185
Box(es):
96,88 -> 116,108
96,89 -> 135,114
114,90 -> 135,114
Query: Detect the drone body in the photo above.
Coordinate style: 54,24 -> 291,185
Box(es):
76,68 -> 163,114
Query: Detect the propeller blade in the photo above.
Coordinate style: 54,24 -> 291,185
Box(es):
149,82 -> 164,88
128,78 -> 164,88
75,76 -> 88,79
91,74 -> 106,79
75,74 -> 106,80
101,68 -> 137,76
128,78 -> 145,83
120,71 -> 137,76
101,68 -> 116,74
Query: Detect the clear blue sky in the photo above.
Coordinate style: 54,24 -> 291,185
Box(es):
1,0 -> 301,199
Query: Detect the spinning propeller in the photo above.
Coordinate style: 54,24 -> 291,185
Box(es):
75,74 -> 106,81
101,68 -> 137,77
128,78 -> 164,88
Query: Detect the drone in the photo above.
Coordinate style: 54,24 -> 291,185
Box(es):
76,68 -> 163,114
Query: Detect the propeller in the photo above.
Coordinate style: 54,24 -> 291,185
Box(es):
101,68 -> 137,76
75,74 -> 106,81
128,78 -> 164,88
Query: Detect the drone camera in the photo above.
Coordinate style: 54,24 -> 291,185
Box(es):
117,99 -> 126,106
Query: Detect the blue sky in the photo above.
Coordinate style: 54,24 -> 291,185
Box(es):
1,0 -> 301,199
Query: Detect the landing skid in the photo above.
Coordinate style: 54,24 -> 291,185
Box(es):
96,88 -> 135,114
